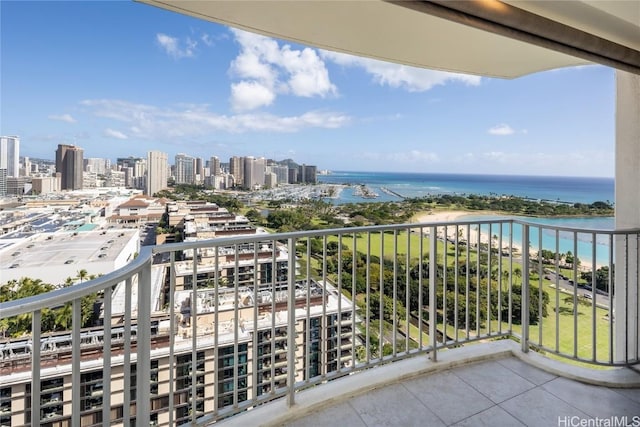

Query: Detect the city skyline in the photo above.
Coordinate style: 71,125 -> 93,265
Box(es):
2,1 -> 615,177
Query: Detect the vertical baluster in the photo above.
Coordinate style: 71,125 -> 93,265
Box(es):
337,232 -> 343,371
123,278 -> 132,426
418,226 -> 423,349
213,247 -> 220,411
508,222 -> 514,333
465,224 -> 471,339
102,286 -> 112,426
607,234 -> 614,364
392,230 -> 397,357
72,298 -> 81,427
169,251 -> 176,425
322,235 -> 328,377
137,261 -> 152,427
497,223 -> 503,334
487,223 -> 491,336
252,242 -> 259,403
538,226 -> 543,347
555,230 -> 560,353
476,225 -> 481,338
626,234 -> 640,362
521,224 -> 530,353
352,231 -> 357,368
366,232 -> 371,363
286,238 -> 296,407
454,225 -> 459,342
405,227 -> 410,354
31,310 -> 41,426
429,226 -> 437,361
379,231 -> 384,360
442,226 -> 448,344
592,232 -> 597,362
232,243 -> 239,410
573,232 -> 578,359
305,237 -> 311,381
192,247 -> 199,421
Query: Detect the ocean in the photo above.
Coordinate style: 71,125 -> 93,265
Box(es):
318,171 -> 616,264
318,171 -> 614,206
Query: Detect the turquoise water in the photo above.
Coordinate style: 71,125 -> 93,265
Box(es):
462,215 -> 614,267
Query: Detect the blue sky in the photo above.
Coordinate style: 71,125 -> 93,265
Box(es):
1,1 -> 615,177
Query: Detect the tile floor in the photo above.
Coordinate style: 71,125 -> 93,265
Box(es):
285,358 -> 640,427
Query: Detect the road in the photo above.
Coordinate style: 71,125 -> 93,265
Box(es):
543,271 -> 610,307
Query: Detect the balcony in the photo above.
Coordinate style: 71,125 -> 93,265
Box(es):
1,219 -> 639,426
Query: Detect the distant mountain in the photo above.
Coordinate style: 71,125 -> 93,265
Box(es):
271,158 -> 299,169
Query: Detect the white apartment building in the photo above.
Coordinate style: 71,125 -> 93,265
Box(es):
0,136 -> 20,178
0,196 -> 354,426
146,151 -> 168,197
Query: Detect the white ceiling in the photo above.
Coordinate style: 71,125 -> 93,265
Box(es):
138,0 -> 639,78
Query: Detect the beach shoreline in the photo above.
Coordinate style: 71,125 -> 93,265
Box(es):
410,209 -> 526,256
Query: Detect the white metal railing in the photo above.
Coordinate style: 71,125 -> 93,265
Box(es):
0,219 -> 639,426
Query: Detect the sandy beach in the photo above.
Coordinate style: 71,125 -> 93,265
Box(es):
410,209 -> 525,255
411,210 -> 472,224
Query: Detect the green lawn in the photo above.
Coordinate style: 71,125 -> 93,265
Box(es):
297,231 -> 611,365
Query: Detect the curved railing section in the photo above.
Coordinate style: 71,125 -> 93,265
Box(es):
1,219 -> 638,426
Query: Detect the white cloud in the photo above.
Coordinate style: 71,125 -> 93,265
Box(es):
230,81 -> 276,111
201,33 -> 213,46
228,29 -> 337,111
321,51 -> 481,92
48,113 -> 76,123
156,33 -> 196,59
488,124 -> 515,136
104,128 -> 128,140
81,99 -> 350,138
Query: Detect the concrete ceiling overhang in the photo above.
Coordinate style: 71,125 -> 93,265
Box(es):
137,0 -> 640,78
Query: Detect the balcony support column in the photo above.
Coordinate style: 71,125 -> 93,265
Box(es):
614,70 -> 640,363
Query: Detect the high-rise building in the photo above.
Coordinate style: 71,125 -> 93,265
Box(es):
195,157 -> 204,183
32,176 -> 60,194
288,168 -> 298,184
0,136 -> 19,195
229,156 -> 243,187
147,151 -> 168,196
22,157 -> 31,177
175,153 -> 196,185
243,156 -> 266,190
210,156 -> 221,176
84,157 -> 110,175
298,164 -> 317,184
269,165 -> 289,185
56,144 -> 84,190
0,136 -> 20,178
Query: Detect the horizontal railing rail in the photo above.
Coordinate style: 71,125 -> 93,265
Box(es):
1,219 -> 638,426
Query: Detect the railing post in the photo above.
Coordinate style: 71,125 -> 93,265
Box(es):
136,258 -> 152,426
287,238 -> 296,407
429,226 -> 437,362
521,224 -> 530,353
31,310 -> 41,426
72,299 -> 81,427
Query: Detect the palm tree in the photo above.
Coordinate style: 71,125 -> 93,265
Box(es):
54,303 -> 73,331
513,267 -> 522,285
64,276 -> 75,288
77,269 -> 89,283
